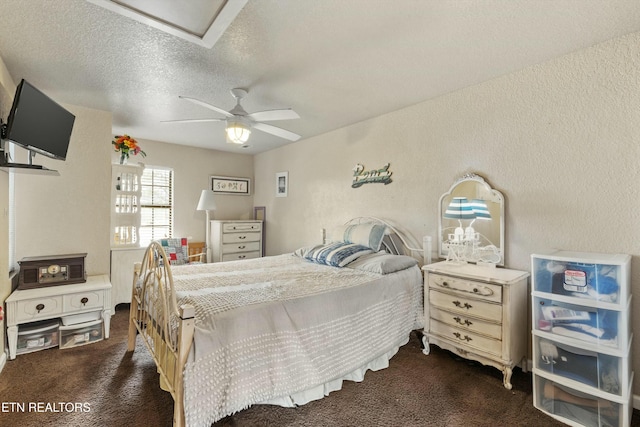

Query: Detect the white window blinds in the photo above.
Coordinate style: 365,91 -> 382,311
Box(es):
139,167 -> 173,246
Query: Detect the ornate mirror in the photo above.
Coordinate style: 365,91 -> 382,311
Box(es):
438,173 -> 505,266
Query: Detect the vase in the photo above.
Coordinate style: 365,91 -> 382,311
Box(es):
119,153 -> 128,165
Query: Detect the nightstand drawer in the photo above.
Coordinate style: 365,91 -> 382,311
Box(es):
430,289 -> 502,322
223,222 -> 262,233
222,231 -> 261,244
431,307 -> 501,339
429,274 -> 502,303
222,241 -> 261,254
64,290 -> 105,312
431,320 -> 502,356
221,251 -> 260,262
16,296 -> 63,321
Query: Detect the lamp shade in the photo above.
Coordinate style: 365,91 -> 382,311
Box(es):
226,120 -> 251,144
444,197 -> 475,220
196,189 -> 217,211
470,199 -> 491,220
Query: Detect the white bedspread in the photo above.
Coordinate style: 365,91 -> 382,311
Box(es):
171,254 -> 423,427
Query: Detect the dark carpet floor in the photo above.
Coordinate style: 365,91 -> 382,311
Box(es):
0,305 -> 637,426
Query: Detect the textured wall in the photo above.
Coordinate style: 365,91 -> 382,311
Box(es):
14,103 -> 113,275
254,32 -> 640,391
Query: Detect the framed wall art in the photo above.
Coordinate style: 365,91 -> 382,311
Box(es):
276,171 -> 288,197
210,175 -> 251,195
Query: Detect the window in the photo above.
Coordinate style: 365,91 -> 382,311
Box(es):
139,167 -> 173,246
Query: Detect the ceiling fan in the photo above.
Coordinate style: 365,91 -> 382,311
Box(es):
163,88 -> 301,144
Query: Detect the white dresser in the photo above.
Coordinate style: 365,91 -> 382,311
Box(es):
210,220 -> 263,262
422,261 -> 529,389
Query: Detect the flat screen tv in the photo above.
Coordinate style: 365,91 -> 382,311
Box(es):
5,79 -> 75,161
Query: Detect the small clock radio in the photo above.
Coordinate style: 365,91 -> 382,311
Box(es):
17,253 -> 87,290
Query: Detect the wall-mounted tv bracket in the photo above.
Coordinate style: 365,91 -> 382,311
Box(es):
0,119 -> 8,164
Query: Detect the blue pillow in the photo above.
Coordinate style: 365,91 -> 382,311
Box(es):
305,242 -> 373,267
342,223 -> 387,251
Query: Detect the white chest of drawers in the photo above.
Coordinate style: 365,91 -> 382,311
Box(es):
210,220 -> 263,262
5,275 -> 112,359
422,261 -> 529,389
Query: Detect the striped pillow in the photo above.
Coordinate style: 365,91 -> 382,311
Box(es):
342,223 -> 387,251
304,242 -> 373,267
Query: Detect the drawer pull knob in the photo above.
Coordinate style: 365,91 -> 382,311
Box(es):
238,236 -> 246,240
238,245 -> 246,249
453,332 -> 472,342
452,301 -> 472,310
36,303 -> 45,312
238,255 -> 246,259
81,297 -> 89,305
473,288 -> 478,293
453,317 -> 473,327
441,281 -> 449,287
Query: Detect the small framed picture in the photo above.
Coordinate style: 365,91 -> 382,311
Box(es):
276,171 -> 288,197
210,175 -> 251,195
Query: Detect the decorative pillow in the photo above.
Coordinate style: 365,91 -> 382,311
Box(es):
347,252 -> 418,274
332,223 -> 387,251
304,242 -> 373,267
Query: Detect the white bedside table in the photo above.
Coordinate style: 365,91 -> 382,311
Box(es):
422,261 -> 529,389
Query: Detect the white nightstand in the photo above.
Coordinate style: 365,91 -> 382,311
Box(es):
422,261 -> 529,389
5,275 -> 112,359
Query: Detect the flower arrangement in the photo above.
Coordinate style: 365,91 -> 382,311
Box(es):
112,134 -> 146,164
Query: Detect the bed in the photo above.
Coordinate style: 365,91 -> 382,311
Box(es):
127,217 -> 430,427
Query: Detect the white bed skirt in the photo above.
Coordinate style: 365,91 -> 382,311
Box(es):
259,335 -> 409,408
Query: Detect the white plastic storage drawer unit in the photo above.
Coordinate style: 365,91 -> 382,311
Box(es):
59,319 -> 104,349
531,250 -> 632,427
16,319 -> 59,355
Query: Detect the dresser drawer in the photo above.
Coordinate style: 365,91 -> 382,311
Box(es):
221,251 -> 260,262
222,222 -> 262,233
429,289 -> 502,322
429,274 -> 502,304
16,296 -> 63,322
431,307 -> 502,340
222,231 -> 261,244
222,241 -> 261,254
64,289 -> 105,312
430,320 -> 502,356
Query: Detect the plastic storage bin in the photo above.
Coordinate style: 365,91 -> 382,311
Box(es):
531,250 -> 632,427
534,375 -> 632,427
59,319 -> 103,349
532,252 -> 630,308
534,336 -> 632,397
533,297 -> 630,351
16,319 -> 59,355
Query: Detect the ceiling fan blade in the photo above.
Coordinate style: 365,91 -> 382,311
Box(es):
161,118 -> 224,123
247,109 -> 300,122
253,122 -> 301,141
179,96 -> 233,118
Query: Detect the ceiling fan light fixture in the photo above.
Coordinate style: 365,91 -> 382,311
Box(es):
225,120 -> 251,144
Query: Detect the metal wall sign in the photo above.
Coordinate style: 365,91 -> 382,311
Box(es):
352,163 -> 393,188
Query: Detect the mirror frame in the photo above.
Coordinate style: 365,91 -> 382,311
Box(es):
438,173 -> 505,266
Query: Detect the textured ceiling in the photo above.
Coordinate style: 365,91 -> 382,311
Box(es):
1,0 -> 640,154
